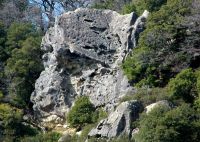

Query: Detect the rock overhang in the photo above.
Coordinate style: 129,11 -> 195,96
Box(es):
31,8 -> 149,124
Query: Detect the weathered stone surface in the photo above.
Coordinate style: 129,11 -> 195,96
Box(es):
145,100 -> 172,114
31,8 -> 149,122
88,101 -> 142,139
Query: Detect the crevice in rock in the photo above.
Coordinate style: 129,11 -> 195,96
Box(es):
116,115 -> 126,136
115,34 -> 122,45
84,19 -> 93,22
90,26 -> 107,32
99,44 -> 107,50
41,103 -> 55,112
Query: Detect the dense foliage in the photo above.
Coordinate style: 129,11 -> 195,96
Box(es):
168,68 -> 197,103
0,22 -> 43,107
92,0 -> 132,12
20,132 -> 61,142
135,104 -> 200,142
121,0 -> 200,142
0,103 -> 38,141
5,35 -> 43,107
67,96 -> 96,127
123,0 -> 200,87
122,0 -> 167,14
0,2 -> 44,141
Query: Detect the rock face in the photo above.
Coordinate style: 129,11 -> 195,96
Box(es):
145,100 -> 172,114
31,8 -> 149,122
88,101 -> 142,139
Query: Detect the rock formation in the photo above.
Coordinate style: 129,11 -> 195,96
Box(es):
145,100 -> 172,114
31,8 -> 149,123
88,100 -> 142,139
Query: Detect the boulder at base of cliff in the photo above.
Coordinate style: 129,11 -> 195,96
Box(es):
88,100 -> 142,139
145,100 -> 172,114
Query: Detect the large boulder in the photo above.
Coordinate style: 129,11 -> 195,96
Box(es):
31,8 -> 149,123
88,100 -> 142,139
145,100 -> 172,114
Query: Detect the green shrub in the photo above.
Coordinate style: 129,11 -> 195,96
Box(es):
136,0 -> 167,14
0,103 -> 22,128
67,96 -> 96,127
135,104 -> 200,142
68,107 -> 107,142
5,36 -> 43,107
121,0 -> 167,15
134,105 -> 170,142
0,103 -> 38,141
94,107 -> 108,122
121,2 -> 136,14
0,90 -> 3,99
168,68 -> 197,103
5,22 -> 37,56
122,0 -> 196,87
196,69 -> 200,95
194,69 -> 200,110
20,132 -> 61,142
0,21 -> 7,62
91,0 -> 115,10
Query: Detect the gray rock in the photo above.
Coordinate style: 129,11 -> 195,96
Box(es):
145,100 -> 172,114
88,101 -> 142,139
31,8 -> 149,122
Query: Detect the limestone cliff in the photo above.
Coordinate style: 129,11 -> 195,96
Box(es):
31,8 -> 149,123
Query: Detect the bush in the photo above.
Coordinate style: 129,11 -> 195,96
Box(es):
135,0 -> 167,14
5,36 -> 43,107
122,0 -> 197,87
5,22 -> 36,56
0,103 -> 22,129
20,132 -> 61,142
0,103 -> 38,141
121,0 -> 167,15
121,2 -> 136,14
135,104 -> 200,142
67,96 -> 96,127
92,0 -> 131,12
196,69 -> 200,95
94,107 -> 108,122
0,90 -> 3,99
195,69 -> 200,110
91,0 -> 115,10
0,21 -> 7,62
168,68 -> 197,103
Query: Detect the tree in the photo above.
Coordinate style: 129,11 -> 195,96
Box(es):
0,103 -> 23,139
5,22 -> 37,56
168,68 -> 197,103
0,21 -> 7,61
0,0 -> 28,27
0,21 -> 7,94
123,0 -> 200,87
135,104 -> 200,142
29,0 -> 91,28
67,96 -> 96,127
5,36 -> 43,106
92,0 -> 132,12
134,0 -> 167,14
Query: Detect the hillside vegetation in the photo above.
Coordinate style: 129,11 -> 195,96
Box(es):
121,0 -> 200,141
